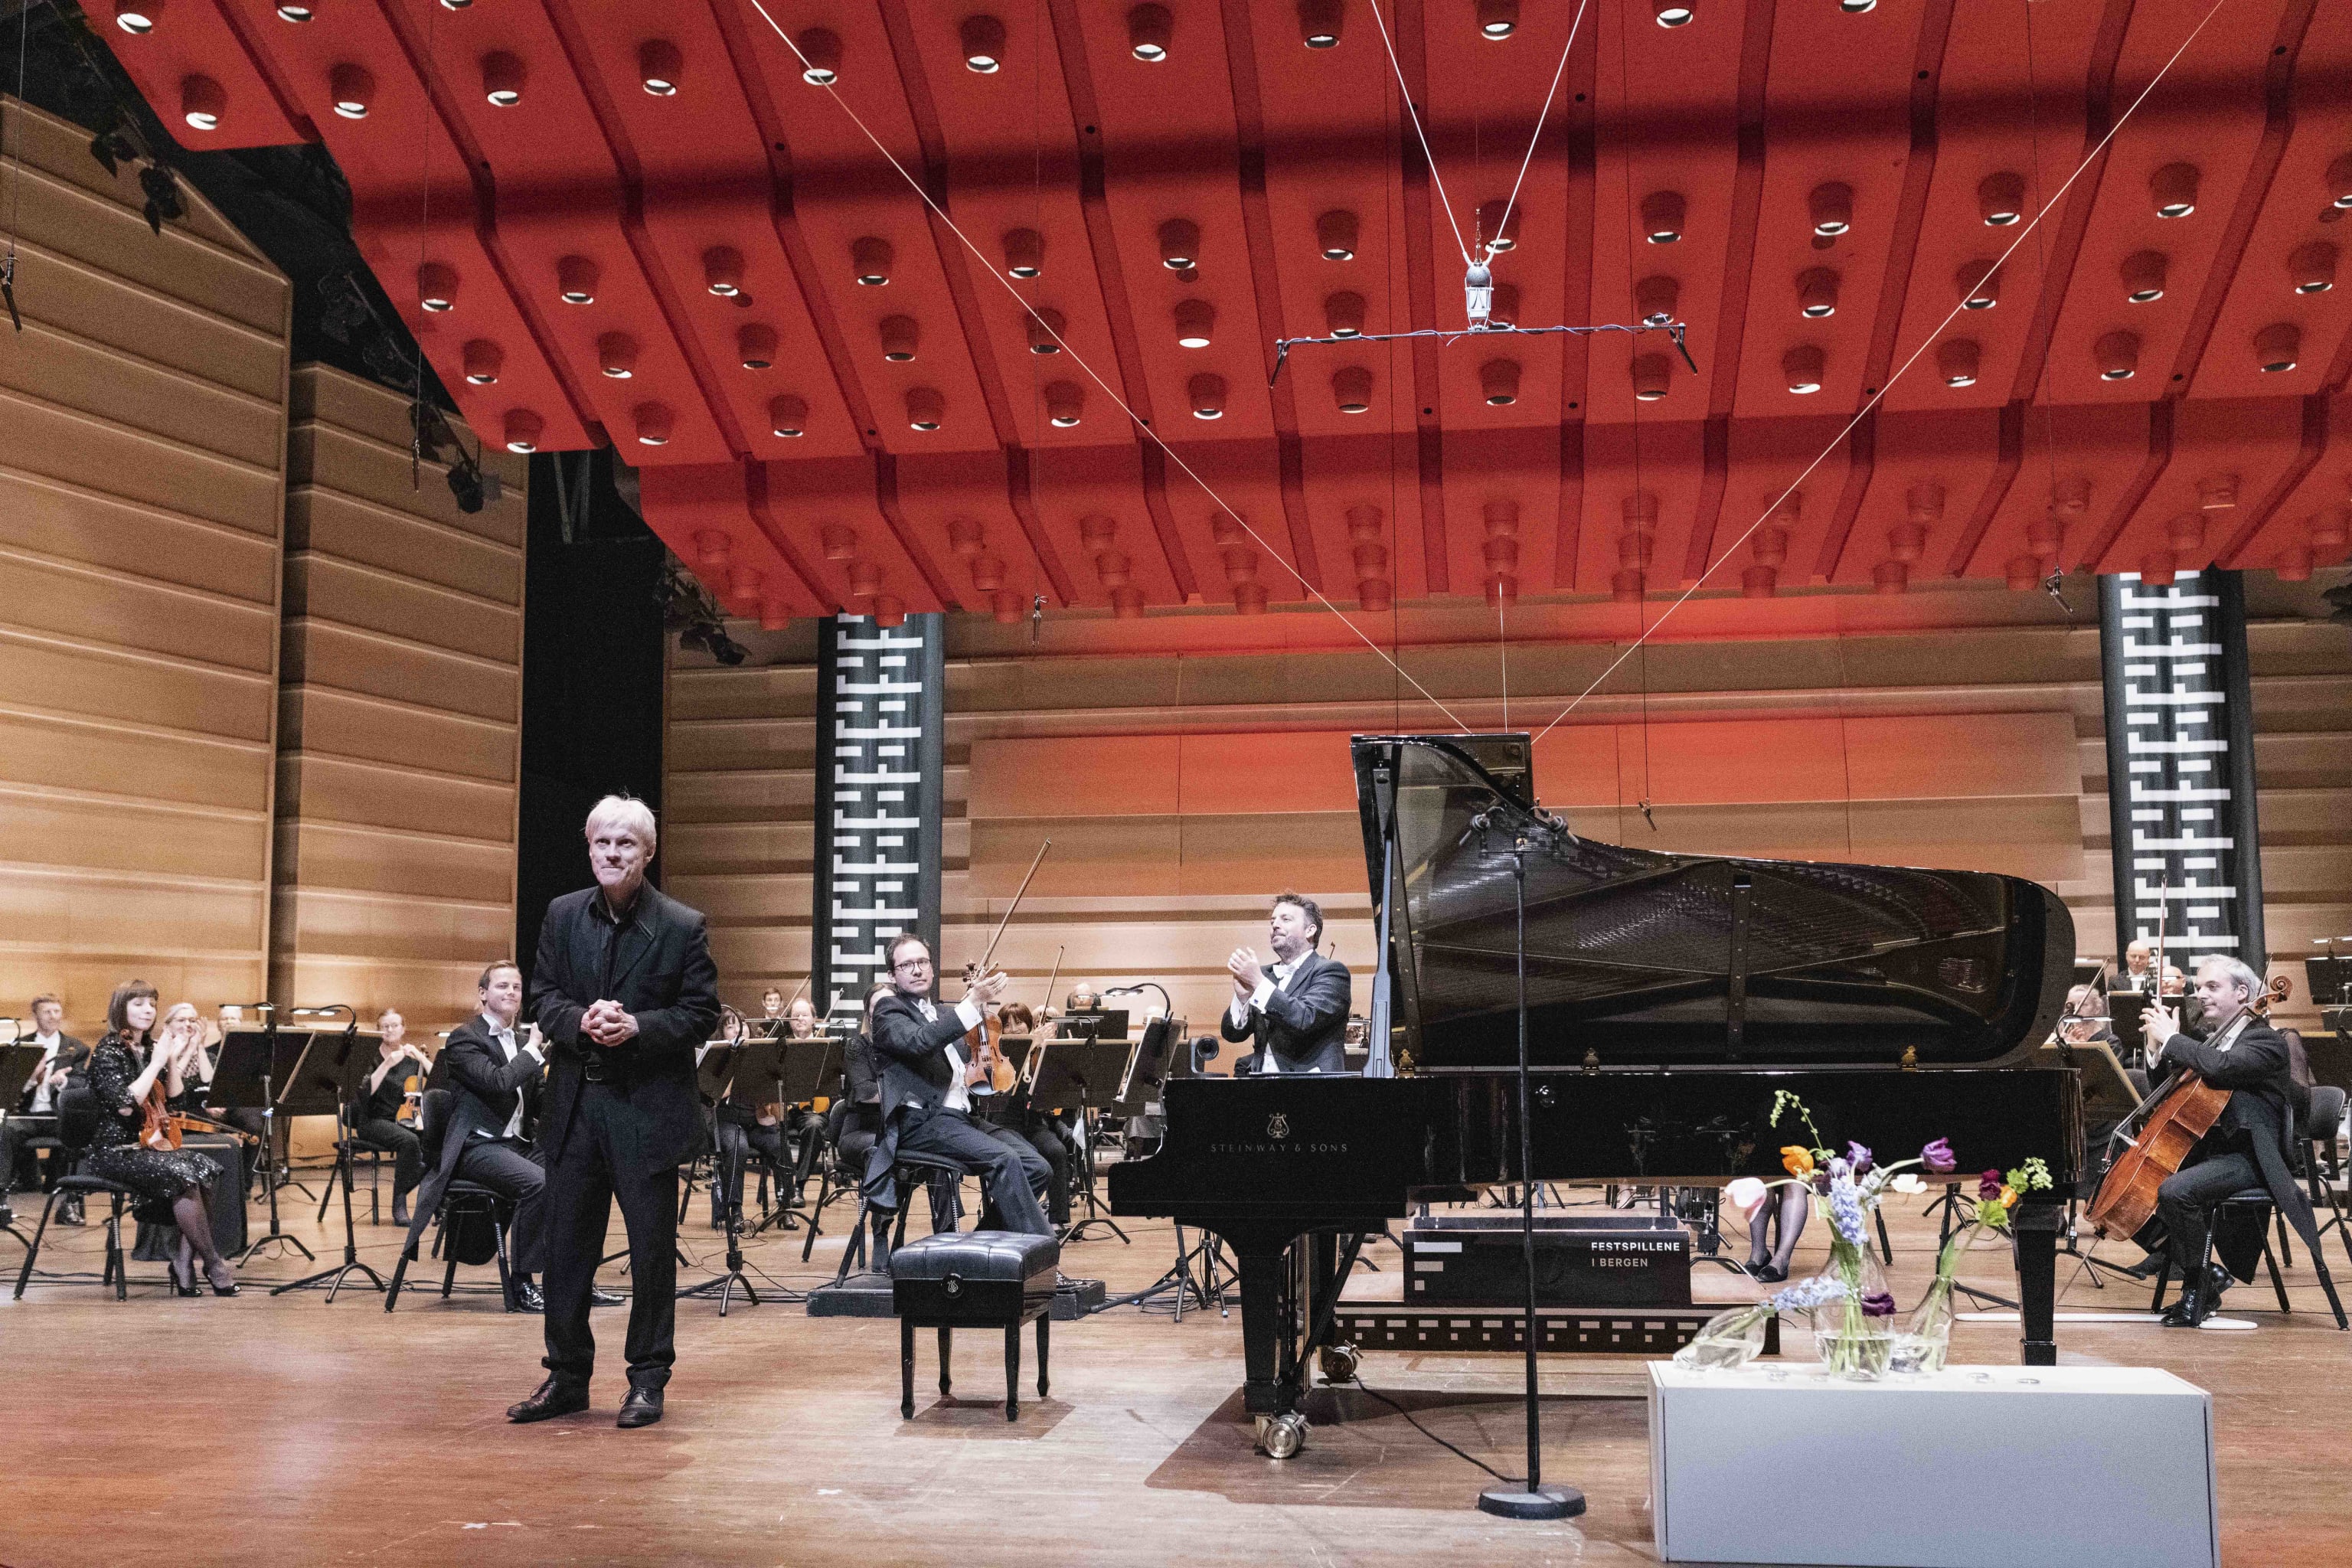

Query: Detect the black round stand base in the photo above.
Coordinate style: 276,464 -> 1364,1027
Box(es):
1477,1485 -> 1586,1521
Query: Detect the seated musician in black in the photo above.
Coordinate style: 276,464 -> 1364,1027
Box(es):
2143,956 -> 2321,1328
1223,892 -> 1351,1075
974,1001 -> 1073,1229
707,1008 -> 786,1230
2,992 -> 87,1230
356,1008 -> 431,1227
865,935 -> 1052,1239
400,961 -> 580,1312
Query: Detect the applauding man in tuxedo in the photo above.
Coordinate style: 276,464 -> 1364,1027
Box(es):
1223,893 -> 1351,1075
508,795 -> 719,1431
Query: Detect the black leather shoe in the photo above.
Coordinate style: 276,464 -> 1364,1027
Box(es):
507,1377 -> 590,1423
513,1282 -> 546,1313
2159,1286 -> 2212,1328
2203,1262 -> 2234,1301
2119,1252 -> 2166,1280
57,1197 -> 85,1227
590,1286 -> 625,1308
616,1386 -> 665,1429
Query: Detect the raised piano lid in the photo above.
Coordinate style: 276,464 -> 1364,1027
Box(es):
1352,735 -> 2075,1073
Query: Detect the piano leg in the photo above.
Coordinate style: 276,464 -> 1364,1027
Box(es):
1227,1228 -> 1305,1419
2016,1197 -> 2060,1366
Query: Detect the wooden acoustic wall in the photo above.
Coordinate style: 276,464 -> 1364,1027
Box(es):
271,367 -> 528,1027
0,97 -> 289,1034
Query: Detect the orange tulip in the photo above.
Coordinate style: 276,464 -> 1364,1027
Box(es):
1998,1185 -> 2019,1210
1781,1145 -> 1815,1178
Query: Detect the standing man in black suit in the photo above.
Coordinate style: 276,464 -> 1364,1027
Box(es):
508,795 -> 720,1431
2144,956 -> 2322,1328
401,961 -> 554,1306
1223,893 -> 1351,1074
2,994 -> 89,1227
865,935 -> 1053,1241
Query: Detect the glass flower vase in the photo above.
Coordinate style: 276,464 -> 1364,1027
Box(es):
1806,1237 -> 1898,1380
1671,1302 -> 1772,1372
1890,1276 -> 1956,1376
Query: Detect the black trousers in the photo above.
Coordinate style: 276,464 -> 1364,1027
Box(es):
2,1116 -> 57,1196
451,1136 -> 548,1275
354,1116 -> 424,1198
892,1106 -> 1052,1237
711,1118 -> 786,1222
978,1107 -> 1072,1227
541,1083 -> 680,1391
2156,1149 -> 2263,1279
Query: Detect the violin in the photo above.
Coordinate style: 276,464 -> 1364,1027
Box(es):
397,1073 -> 423,1129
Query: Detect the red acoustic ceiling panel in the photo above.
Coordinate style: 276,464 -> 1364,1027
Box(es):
639,460 -> 825,621
400,0 -> 729,462
100,0 -> 2349,626
1824,405 -> 2005,590
103,0 -> 311,149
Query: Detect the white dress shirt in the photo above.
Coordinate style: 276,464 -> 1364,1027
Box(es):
1230,957 -> 1302,1028
475,1013 -> 541,1141
26,1031 -> 64,1112
910,996 -> 985,1115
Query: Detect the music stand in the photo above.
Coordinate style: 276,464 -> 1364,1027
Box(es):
273,1027 -> 386,1300
2109,992 -> 2154,1065
214,1027 -> 316,1266
0,1042 -> 55,1247
1032,1038 -> 1135,1243
680,1036 -> 807,1311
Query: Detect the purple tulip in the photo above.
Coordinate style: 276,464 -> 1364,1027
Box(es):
1811,1170 -> 1833,1196
1921,1138 -> 1956,1174
1846,1142 -> 1874,1177
1860,1290 -> 1898,1318
1978,1168 -> 2004,1200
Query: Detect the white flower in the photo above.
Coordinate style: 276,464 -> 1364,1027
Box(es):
1888,1172 -> 1928,1195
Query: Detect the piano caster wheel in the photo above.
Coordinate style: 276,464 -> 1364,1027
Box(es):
1317,1343 -> 1361,1385
1256,1413 -> 1308,1460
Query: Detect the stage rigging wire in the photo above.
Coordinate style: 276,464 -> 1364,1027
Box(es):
1365,0 -> 1473,266
1530,0 -> 2237,743
734,0 -> 1475,733
1484,0 -> 1591,269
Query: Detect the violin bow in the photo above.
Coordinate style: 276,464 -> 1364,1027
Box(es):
973,837 -> 1051,976
1035,945 -> 1065,1028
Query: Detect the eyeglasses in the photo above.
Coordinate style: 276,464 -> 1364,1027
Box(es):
893,956 -> 931,972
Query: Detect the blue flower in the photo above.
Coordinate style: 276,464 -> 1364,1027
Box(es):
1846,1142 -> 1873,1177
1827,1174 -> 1869,1246
1768,1275 -> 1849,1313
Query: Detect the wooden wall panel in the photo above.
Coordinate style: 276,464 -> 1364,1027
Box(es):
269,366 -> 527,1028
0,99 -> 288,1035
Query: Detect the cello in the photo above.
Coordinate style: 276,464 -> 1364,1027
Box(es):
2086,957 -> 2291,1240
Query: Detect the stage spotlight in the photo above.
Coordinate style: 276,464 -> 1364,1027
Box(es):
1174,299 -> 1214,348
482,52 -> 525,107
1160,218 -> 1201,270
962,15 -> 1007,74
1652,1 -> 1694,26
1004,227 -> 1044,277
2150,162 -> 2197,218
1129,5 -> 1171,60
180,74 -> 225,132
115,4 -> 159,36
1298,0 -> 1342,49
557,256 -> 598,304
1478,0 -> 1518,41
798,28 -> 841,85
640,40 -> 683,96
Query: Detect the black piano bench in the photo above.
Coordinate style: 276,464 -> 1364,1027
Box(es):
888,1230 -> 1058,1421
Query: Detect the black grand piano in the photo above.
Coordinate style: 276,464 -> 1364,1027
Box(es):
1109,734 -> 2084,1446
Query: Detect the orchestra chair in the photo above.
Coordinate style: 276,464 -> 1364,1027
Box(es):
316,1107 -> 395,1227
2304,1083 -> 2350,1269
800,1102 -> 881,1261
831,1150 -> 963,1282
384,1089 -> 517,1313
11,1086 -> 145,1302
2147,1186 -> 2348,1331
888,1230 -> 1057,1422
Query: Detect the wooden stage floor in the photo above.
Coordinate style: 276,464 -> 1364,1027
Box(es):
4,1178 -> 2346,1567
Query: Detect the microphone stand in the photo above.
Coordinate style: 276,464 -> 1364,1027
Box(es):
1477,814 -> 1584,1522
